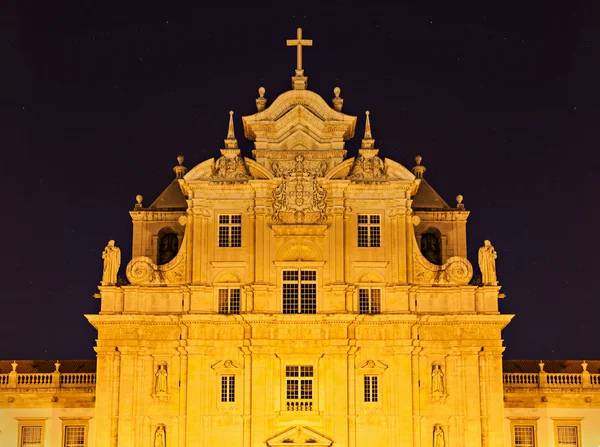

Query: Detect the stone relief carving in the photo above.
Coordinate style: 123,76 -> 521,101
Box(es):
431,364 -> 444,393
154,364 -> 167,394
350,152 -> 386,179
101,240 -> 121,286
213,152 -> 250,179
272,155 -> 328,224
413,252 -> 473,285
478,239 -> 498,285
434,425 -> 445,447
154,424 -> 166,447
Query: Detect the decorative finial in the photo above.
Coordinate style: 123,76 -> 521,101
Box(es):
224,111 -> 238,149
456,194 -> 465,210
134,194 -> 143,209
286,28 -> 313,90
582,361 -> 588,372
332,87 -> 343,112
173,155 -> 187,179
54,361 -> 61,372
538,361 -> 545,372
11,361 -> 17,372
359,111 -> 375,149
412,155 -> 426,179
256,87 -> 267,112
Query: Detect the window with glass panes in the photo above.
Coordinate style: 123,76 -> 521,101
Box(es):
20,426 -> 42,447
218,288 -> 240,314
358,214 -> 381,247
286,366 -> 313,401
282,270 -> 317,314
359,288 -> 381,314
513,425 -> 535,447
64,426 -> 85,447
218,214 -> 242,247
364,375 -> 379,402
220,375 -> 235,402
557,426 -> 578,447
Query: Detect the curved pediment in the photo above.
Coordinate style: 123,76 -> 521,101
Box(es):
184,158 -> 215,181
384,158 -> 416,181
242,89 -> 356,151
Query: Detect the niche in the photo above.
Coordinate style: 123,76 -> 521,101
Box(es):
157,228 -> 179,265
420,227 -> 442,265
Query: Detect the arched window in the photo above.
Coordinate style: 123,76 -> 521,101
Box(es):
157,229 -> 179,265
420,228 -> 442,265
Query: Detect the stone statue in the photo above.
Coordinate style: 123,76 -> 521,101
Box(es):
101,240 -> 121,285
478,239 -> 498,285
154,425 -> 165,447
434,425 -> 445,447
432,364 -> 444,393
155,364 -> 167,394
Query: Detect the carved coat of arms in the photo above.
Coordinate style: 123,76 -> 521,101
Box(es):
272,155 -> 327,223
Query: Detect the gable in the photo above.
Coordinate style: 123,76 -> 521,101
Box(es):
266,426 -> 333,446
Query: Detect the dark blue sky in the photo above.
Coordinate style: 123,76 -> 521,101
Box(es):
1,1 -> 598,360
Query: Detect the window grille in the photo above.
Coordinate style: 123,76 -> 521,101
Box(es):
218,288 -> 240,314
557,426 -> 578,447
513,426 -> 535,447
64,426 -> 85,447
21,426 -> 42,447
221,375 -> 235,402
282,270 -> 317,314
359,288 -> 381,314
358,214 -> 381,247
218,214 -> 242,247
286,365 -> 313,411
364,375 -> 379,402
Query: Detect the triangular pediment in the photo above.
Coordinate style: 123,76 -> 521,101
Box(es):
266,426 -> 333,446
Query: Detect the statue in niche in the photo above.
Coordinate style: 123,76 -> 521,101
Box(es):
154,425 -> 166,447
101,240 -> 121,285
478,239 -> 498,285
431,364 -> 444,393
433,425 -> 445,447
155,364 -> 167,394
421,233 -> 442,265
157,232 -> 178,265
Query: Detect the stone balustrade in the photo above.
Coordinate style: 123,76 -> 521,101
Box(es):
60,373 -> 96,386
503,372 -> 600,388
286,400 -> 313,411
0,362 -> 96,390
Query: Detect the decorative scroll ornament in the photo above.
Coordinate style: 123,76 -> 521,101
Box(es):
412,229 -> 473,285
213,151 -> 250,179
349,151 -> 386,179
126,223 -> 188,285
272,155 -> 327,224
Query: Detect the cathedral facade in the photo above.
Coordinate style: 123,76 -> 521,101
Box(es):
1,29 -> 599,447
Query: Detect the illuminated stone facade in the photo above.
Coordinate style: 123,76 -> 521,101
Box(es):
1,29 -> 599,447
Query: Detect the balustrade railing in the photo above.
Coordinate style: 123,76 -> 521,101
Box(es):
286,400 -> 313,411
591,374 -> 600,385
503,373 -> 539,386
0,374 -> 9,385
60,373 -> 96,386
0,372 -> 96,389
504,372 -> 600,388
18,373 -> 53,386
546,373 -> 581,386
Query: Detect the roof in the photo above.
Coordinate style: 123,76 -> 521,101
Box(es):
148,179 -> 187,210
412,179 -> 451,210
502,360 -> 600,374
0,360 -> 96,374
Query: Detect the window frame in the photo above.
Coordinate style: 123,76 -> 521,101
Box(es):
16,418 -> 47,447
218,287 -> 241,314
60,418 -> 90,447
358,287 -> 382,314
364,374 -> 379,402
357,214 -> 382,248
220,374 -> 236,403
285,365 -> 314,411
552,418 -> 583,447
282,269 -> 317,314
508,417 -> 539,447
217,214 -> 242,248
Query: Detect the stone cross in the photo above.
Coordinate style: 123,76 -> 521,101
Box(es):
286,28 -> 312,72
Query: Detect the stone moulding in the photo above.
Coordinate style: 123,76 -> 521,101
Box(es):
126,231 -> 188,286
411,230 -> 473,285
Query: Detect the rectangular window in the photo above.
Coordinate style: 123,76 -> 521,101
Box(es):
218,288 -> 240,314
364,375 -> 379,402
221,375 -> 235,402
557,426 -> 578,447
359,288 -> 381,314
218,214 -> 242,247
358,214 -> 381,247
282,270 -> 317,314
21,426 -> 42,447
286,366 -> 313,410
513,426 -> 535,447
64,426 -> 85,447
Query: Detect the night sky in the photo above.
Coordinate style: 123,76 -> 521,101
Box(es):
2,2 -> 598,361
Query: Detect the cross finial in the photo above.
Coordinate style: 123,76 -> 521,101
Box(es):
286,28 -> 313,74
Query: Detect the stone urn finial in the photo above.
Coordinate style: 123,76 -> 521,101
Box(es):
456,194 -> 465,210
582,360 -> 588,372
332,86 -> 343,111
256,87 -> 267,112
538,361 -> 545,372
11,361 -> 17,372
54,361 -> 61,373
